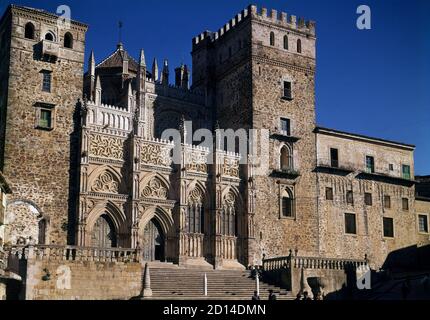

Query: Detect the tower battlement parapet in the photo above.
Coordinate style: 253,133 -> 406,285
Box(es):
192,4 -> 315,49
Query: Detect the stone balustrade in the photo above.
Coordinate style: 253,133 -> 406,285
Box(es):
6,245 -> 141,263
263,255 -> 367,271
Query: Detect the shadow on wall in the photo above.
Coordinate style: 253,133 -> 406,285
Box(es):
382,245 -> 430,272
324,245 -> 430,300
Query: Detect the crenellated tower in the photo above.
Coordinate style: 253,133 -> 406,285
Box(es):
191,4 -> 319,262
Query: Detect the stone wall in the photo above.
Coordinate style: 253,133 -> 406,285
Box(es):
415,199 -> 430,247
316,131 -> 417,268
13,246 -> 142,300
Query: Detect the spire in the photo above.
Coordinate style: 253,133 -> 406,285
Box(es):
137,49 -> 147,92
89,50 -> 95,77
161,59 -> 169,85
139,49 -> 146,67
127,81 -> 134,109
152,58 -> 159,82
95,75 -> 102,105
96,75 -> 101,89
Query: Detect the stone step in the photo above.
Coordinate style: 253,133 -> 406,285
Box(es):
144,266 -> 291,300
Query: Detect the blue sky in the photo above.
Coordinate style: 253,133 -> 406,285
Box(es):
1,0 -> 429,174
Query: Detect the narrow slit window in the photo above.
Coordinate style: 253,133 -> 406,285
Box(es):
42,71 -> 52,92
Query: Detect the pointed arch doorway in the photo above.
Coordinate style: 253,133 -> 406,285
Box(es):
142,218 -> 165,261
91,214 -> 117,248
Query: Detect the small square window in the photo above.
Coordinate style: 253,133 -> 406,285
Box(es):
35,103 -> 55,130
402,198 -> 409,211
39,109 -> 52,129
280,118 -> 290,136
346,190 -> 354,205
383,217 -> 394,238
345,213 -> 357,234
282,81 -> 292,100
365,193 -> 372,206
326,187 -> 334,201
384,195 -> 391,209
418,215 -> 429,233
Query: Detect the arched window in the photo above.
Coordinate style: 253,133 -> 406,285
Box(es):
280,145 -> 293,171
270,32 -> 275,46
297,39 -> 302,53
281,188 -> 294,218
24,22 -> 35,40
221,192 -> 237,236
186,189 -> 205,234
64,32 -> 73,48
45,32 -> 54,42
283,35 -> 289,50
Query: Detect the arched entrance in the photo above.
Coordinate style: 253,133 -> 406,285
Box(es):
143,219 -> 165,261
91,214 -> 117,248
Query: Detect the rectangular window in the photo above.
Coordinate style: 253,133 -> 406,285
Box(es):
42,71 -> 52,92
39,109 -> 52,129
384,195 -> 391,209
345,213 -> 357,234
326,187 -> 334,201
418,215 -> 429,233
402,198 -> 409,211
389,164 -> 394,171
282,197 -> 293,218
283,81 -> 292,100
365,193 -> 372,206
346,190 -> 354,205
366,156 -> 375,173
383,217 -> 394,238
280,118 -> 291,136
330,148 -> 339,168
402,165 -> 411,180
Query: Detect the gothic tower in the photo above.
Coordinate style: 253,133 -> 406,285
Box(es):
0,5 -> 88,245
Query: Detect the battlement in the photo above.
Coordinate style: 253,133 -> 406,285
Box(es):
192,4 -> 315,49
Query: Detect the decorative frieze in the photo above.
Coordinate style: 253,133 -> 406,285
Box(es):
141,142 -> 172,167
223,158 -> 240,178
185,150 -> 208,173
89,133 -> 124,160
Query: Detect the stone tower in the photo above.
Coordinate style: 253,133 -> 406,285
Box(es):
0,5 -> 88,245
191,5 -> 318,262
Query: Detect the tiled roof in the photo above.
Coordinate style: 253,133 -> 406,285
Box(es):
96,43 -> 139,72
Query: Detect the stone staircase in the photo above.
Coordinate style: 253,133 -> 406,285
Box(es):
147,265 -> 293,300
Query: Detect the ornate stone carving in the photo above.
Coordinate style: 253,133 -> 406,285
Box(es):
224,191 -> 236,205
223,158 -> 239,177
142,177 -> 168,199
91,171 -> 119,193
141,143 -> 172,167
89,134 -> 124,160
185,151 -> 207,173
189,187 -> 203,204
